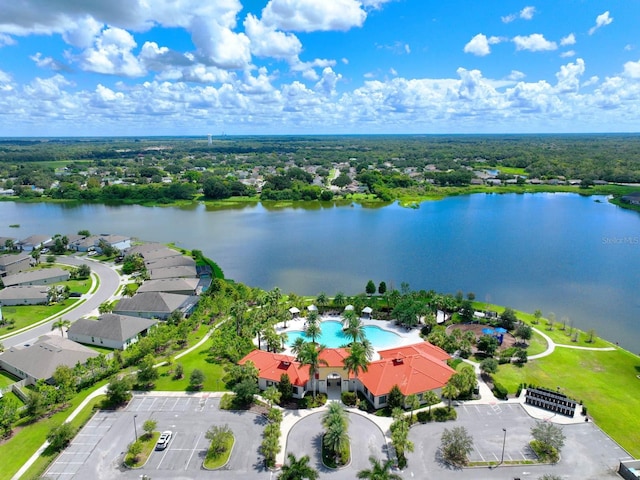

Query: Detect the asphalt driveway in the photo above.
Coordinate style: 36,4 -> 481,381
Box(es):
285,410 -> 389,479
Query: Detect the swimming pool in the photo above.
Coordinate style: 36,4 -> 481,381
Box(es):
284,320 -> 401,349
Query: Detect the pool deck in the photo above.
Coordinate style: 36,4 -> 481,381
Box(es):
275,314 -> 423,358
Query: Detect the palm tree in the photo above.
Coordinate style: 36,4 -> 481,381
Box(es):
305,310 -> 321,343
343,316 -> 366,344
442,383 -> 460,408
333,291 -> 346,307
278,453 -> 318,480
344,341 -> 372,391
316,292 -> 328,310
322,403 -> 349,463
52,319 -> 71,337
291,337 -> 307,358
297,342 -> 328,399
357,456 -> 402,480
230,300 -> 247,336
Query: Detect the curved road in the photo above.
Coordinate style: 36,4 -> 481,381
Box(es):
1,256 -> 121,349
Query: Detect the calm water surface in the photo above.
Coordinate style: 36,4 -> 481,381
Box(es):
1,194 -> 638,351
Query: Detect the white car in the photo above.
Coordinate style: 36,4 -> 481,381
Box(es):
155,431 -> 172,450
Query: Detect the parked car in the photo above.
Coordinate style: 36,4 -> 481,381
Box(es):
155,431 -> 172,450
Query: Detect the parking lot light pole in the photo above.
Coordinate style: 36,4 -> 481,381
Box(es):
499,428 -> 507,466
133,414 -> 138,442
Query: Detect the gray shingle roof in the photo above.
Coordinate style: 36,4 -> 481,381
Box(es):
0,253 -> 30,267
148,265 -> 198,280
68,314 -> 157,342
144,255 -> 196,269
137,277 -> 198,293
0,335 -> 98,380
0,285 -> 48,301
114,292 -> 193,314
3,267 -> 69,287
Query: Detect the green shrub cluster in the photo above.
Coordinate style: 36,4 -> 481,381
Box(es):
341,391 -> 357,406
492,382 -> 509,399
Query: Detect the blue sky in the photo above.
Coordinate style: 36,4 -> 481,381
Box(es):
0,0 -> 638,136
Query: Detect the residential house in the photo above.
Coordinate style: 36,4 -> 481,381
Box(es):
0,253 -> 32,276
621,192 -> 640,206
67,313 -> 158,350
0,237 -> 17,251
113,292 -> 199,320
137,277 -> 199,295
144,255 -> 196,270
0,335 -> 99,385
2,267 -> 70,287
0,285 -> 49,306
17,235 -> 51,252
69,234 -> 131,253
147,265 -> 198,281
240,341 -> 455,409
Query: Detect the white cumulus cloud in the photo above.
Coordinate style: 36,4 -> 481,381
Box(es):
623,59 -> 640,79
560,33 -> 576,46
261,0 -> 367,32
464,34 -> 502,56
502,6 -> 536,23
513,34 -> 557,52
589,11 -> 613,35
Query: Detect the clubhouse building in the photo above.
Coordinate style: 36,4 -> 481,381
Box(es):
239,341 -> 455,409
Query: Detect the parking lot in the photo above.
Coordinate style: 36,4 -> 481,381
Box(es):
406,402 -> 626,480
45,394 -> 271,480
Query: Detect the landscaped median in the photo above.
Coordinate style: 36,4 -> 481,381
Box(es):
124,431 -> 160,468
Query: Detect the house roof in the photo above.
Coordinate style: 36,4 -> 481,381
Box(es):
98,234 -> 130,245
137,277 -> 199,293
0,335 -> 98,380
239,349 -> 310,386
126,243 -> 165,255
0,285 -> 48,301
377,342 -> 451,363
137,247 -> 183,262
3,267 -> 69,287
114,292 -> 195,314
68,314 -> 158,342
358,344 -> 455,397
147,265 -> 198,280
144,255 -> 196,269
241,341 -> 454,398
0,236 -> 17,246
319,347 -> 350,368
0,253 -> 30,267
18,235 -> 50,247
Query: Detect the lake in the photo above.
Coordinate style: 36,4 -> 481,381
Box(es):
1,193 -> 639,352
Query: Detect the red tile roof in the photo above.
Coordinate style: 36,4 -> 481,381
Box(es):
239,350 -> 310,386
377,342 -> 451,363
239,341 -> 455,398
358,351 -> 455,397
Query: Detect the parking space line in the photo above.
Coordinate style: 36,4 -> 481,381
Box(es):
186,432 -> 203,469
156,432 -> 175,469
473,446 -> 485,462
172,397 -> 180,410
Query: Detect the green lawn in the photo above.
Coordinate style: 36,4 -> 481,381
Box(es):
493,347 -> 640,457
523,330 -> 548,356
0,370 -> 21,389
86,345 -> 115,355
154,342 -> 227,392
0,382 -> 108,480
0,300 -> 80,334
1,391 -> 25,406
63,278 -> 92,295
